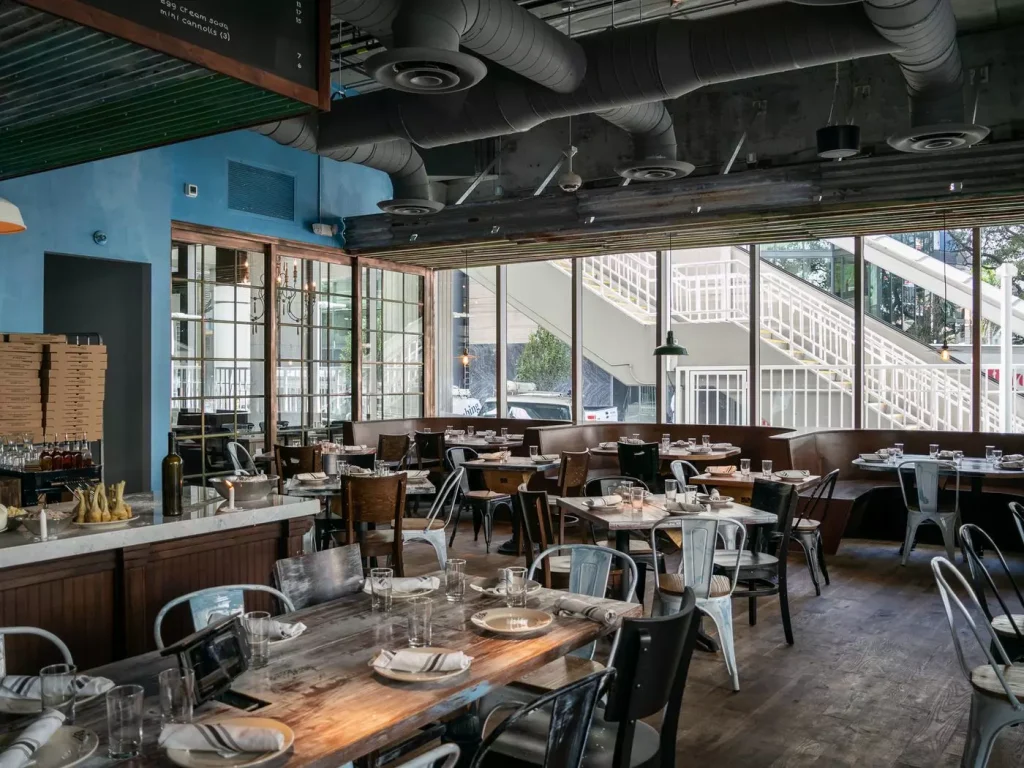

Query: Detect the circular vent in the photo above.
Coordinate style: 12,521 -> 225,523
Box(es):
378,198 -> 446,216
816,125 -> 860,159
616,159 -> 695,182
366,48 -> 487,94
888,123 -> 990,153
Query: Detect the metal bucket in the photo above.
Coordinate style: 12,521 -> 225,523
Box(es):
322,453 -> 340,477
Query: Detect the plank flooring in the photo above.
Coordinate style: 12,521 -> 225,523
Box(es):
402,518 -> 1024,768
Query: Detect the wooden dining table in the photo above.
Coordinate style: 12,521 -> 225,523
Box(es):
445,435 -> 524,450
21,574 -> 639,768
690,471 -> 821,503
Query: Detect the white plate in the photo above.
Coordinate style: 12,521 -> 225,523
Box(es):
697,495 -> 733,508
361,582 -> 437,599
164,717 -> 294,768
268,627 -> 306,647
72,518 -> 136,531
0,725 -> 98,768
471,608 -> 553,636
470,578 -> 542,596
0,692 -> 104,716
775,470 -> 811,480
369,647 -> 470,683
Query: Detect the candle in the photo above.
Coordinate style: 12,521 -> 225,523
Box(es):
39,509 -> 47,541
226,481 -> 235,509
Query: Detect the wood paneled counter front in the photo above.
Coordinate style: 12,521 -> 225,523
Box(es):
0,489 -> 315,674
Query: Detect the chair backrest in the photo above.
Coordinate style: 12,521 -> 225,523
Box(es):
0,627 -> 73,672
584,476 -> 649,497
273,544 -> 364,610
377,433 -> 411,465
227,441 -> 257,474
518,486 -> 557,581
799,468 -> 839,524
423,467 -> 465,530
414,431 -> 446,469
616,442 -> 660,487
669,460 -> 706,493
931,556 -> 1021,709
154,584 -> 296,649
446,447 -> 478,494
650,516 -> 745,600
959,523 -> 1024,637
472,669 -> 615,768
897,459 -> 959,516
557,451 -> 591,497
603,589 -> 701,768
750,478 -> 799,552
345,474 -> 407,526
528,544 -> 638,604
1010,501 -> 1024,549
275,444 -> 321,492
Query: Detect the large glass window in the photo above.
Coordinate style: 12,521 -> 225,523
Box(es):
362,267 -> 425,420
436,267 -> 497,417
979,225 -> 1024,433
171,241 -> 265,482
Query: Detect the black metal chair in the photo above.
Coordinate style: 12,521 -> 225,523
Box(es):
413,430 -> 446,471
793,468 -> 839,596
616,442 -> 661,492
377,433 -> 411,470
446,446 -> 513,553
960,522 -> 1024,662
714,478 -> 798,645
1010,501 -> 1024,549
482,589 -> 701,768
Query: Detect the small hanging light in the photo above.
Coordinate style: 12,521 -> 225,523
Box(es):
0,197 -> 25,234
653,235 -> 687,368
455,250 -> 476,368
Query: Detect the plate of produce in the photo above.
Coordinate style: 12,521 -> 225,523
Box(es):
72,482 -> 136,529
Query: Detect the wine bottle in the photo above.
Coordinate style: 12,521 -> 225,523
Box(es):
162,432 -> 183,517
51,434 -> 64,471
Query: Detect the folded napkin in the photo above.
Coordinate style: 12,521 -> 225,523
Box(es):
711,443 -> 733,450
583,494 -> 622,508
372,649 -> 472,674
0,675 -> 113,701
362,576 -> 440,595
267,620 -> 306,642
599,442 -> 617,448
0,710 -> 65,768
533,454 -> 559,462
477,452 -> 504,461
1002,454 -> 1024,462
343,445 -> 367,452
405,470 -> 431,479
159,723 -> 285,754
706,465 -> 736,475
553,596 -> 620,628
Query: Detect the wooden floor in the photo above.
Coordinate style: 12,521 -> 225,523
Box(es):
402,518 -> 1024,768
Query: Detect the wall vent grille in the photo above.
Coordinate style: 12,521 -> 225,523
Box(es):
227,161 -> 295,220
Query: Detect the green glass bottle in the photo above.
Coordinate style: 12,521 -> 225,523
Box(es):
162,431 -> 183,517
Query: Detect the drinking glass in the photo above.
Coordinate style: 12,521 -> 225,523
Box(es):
986,445 -> 995,463
894,443 -> 904,460
762,460 -> 773,478
929,443 -> 940,458
445,558 -> 466,603
158,667 -> 195,725
467,425 -> 475,437
500,427 -> 509,438
664,479 -> 678,502
445,425 -> 453,436
529,446 -> 539,459
661,434 -> 671,452
702,435 -> 711,448
740,458 -> 751,476
106,685 -> 144,760
371,567 -> 393,613
40,663 -> 76,722
993,449 -> 1003,466
374,460 -> 385,476
953,450 -> 964,467
631,433 -> 640,443
630,486 -> 645,514
503,567 -> 529,609
243,611 -> 270,668
407,597 -> 433,648
687,438 -> 696,451
684,485 -> 699,505
338,460 -> 348,476
614,479 -> 633,499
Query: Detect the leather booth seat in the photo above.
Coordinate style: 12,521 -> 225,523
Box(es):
341,417 -> 567,455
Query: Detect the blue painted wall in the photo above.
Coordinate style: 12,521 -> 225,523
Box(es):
0,131 -> 391,489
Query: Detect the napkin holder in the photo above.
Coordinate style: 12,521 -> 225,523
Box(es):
160,615 -> 249,705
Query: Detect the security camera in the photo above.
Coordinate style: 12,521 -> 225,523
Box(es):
558,171 -> 582,193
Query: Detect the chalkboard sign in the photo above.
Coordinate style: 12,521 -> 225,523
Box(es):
22,0 -> 324,107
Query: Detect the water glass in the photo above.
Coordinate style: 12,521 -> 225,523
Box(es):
500,427 -> 509,438
993,449 -> 1004,466
445,558 -> 466,603
762,460 -> 773,478
445,425 -> 453,436
40,663 -> 76,722
158,667 -> 195,724
894,443 -> 904,460
929,444 -> 940,458
661,434 -> 671,452
503,567 -> 529,608
684,485 -> 699,505
986,445 -> 996,463
243,611 -> 270,668
664,479 -> 678,502
702,435 -> 711,448
371,567 -> 393,613
953,450 -> 964,467
687,438 -> 696,450
740,458 -> 751,476
467,425 -> 475,437
407,597 -> 433,647
106,685 -> 144,760
631,433 -> 641,443
529,445 -> 539,458
630,486 -> 645,514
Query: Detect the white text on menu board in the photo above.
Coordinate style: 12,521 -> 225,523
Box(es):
159,0 -> 231,41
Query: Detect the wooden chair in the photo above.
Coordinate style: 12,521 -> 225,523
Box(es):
793,468 -> 839,595
932,556 -> 1024,768
897,458 -> 960,564
273,544 -> 364,610
551,450 -> 590,543
274,444 -> 321,494
335,473 -> 408,576
377,433 -> 411,470
446,447 -> 512,553
154,585 -> 295,649
401,468 -> 464,568
413,431 -> 446,471
960,523 -> 1024,661
616,442 -> 660,491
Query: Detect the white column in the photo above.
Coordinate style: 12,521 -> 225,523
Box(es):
997,262 -> 1016,432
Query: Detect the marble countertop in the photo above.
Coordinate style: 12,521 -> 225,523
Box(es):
0,488 -> 318,568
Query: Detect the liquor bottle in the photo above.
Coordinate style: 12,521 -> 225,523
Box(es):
81,433 -> 93,468
61,434 -> 74,469
39,437 -> 52,472
162,432 -> 183,517
51,434 -> 64,471
72,436 -> 83,469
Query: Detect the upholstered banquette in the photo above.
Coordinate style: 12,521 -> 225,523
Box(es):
342,417 -> 567,453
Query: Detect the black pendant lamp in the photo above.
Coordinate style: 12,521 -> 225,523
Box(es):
653,237 -> 688,365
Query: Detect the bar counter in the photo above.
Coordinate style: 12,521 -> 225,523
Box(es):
0,488 -> 315,674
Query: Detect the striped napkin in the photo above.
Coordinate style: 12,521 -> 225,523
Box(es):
553,596 -> 620,628
372,649 -> 472,674
0,710 -> 65,768
0,675 -> 113,701
583,495 -> 622,509
362,576 -> 439,595
159,723 -> 285,754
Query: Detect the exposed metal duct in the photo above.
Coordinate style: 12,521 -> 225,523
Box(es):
596,102 -> 694,182
337,0 -> 587,95
863,0 -> 989,152
255,117 -> 444,216
320,4 -> 899,151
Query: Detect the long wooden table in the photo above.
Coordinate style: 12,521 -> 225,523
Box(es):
690,471 -> 821,503
51,575 -> 638,768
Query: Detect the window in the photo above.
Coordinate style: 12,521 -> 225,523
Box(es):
979,224 -> 1024,433
170,241 -> 265,483
435,267 -> 497,418
362,267 -> 425,419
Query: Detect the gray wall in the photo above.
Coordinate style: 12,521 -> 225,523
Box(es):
44,254 -> 152,492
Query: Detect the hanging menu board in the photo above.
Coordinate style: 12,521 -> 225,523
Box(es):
20,0 -> 327,108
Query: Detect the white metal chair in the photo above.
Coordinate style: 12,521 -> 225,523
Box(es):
400,468 -> 464,568
931,556 -> 1024,767
650,515 -> 746,691
668,459 -> 708,495
0,627 -> 74,673
391,744 -> 460,768
1009,501 -> 1024,549
959,524 -> 1024,660
154,585 -> 295,649
227,441 -> 258,475
898,459 -> 960,565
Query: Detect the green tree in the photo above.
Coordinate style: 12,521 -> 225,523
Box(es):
515,327 -> 570,392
